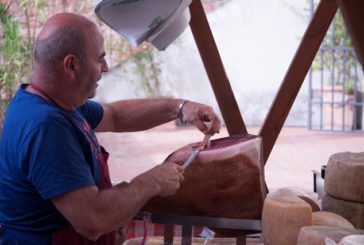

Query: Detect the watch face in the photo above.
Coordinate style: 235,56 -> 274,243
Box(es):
95,0 -> 192,50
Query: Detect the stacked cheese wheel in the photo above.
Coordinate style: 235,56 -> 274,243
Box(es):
323,152 -> 364,229
262,188 -> 363,245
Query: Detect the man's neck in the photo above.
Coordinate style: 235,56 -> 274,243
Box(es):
29,78 -> 80,110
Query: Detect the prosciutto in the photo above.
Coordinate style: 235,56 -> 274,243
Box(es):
142,134 -> 267,235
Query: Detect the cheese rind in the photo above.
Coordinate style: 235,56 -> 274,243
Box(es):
312,211 -> 354,228
322,194 -> 364,229
262,195 -> 312,245
325,152 -> 364,203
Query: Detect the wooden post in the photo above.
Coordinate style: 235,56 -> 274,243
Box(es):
259,0 -> 338,163
189,0 -> 247,136
336,0 -> 364,70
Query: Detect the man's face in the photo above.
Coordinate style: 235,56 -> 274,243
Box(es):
76,27 -> 108,100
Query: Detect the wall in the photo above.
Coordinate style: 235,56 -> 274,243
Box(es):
95,0 -> 310,126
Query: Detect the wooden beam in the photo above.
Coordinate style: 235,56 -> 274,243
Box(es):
336,0 -> 364,70
259,0 -> 338,163
189,0 -> 247,136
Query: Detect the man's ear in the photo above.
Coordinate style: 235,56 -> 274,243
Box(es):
63,54 -> 78,77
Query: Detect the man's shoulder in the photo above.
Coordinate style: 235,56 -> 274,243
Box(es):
8,96 -> 65,125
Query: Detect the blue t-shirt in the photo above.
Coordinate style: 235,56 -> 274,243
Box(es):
0,85 -> 104,244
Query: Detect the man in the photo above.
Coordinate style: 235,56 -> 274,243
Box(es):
0,13 -> 220,244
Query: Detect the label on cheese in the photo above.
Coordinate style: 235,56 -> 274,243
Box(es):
339,235 -> 364,245
297,226 -> 364,245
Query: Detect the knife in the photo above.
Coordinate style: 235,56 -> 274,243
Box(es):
181,149 -> 200,169
181,135 -> 212,170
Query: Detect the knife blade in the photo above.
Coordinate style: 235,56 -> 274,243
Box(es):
181,149 -> 200,169
181,135 -> 212,170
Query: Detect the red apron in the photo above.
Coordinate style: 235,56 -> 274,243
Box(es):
51,147 -> 119,245
27,83 -> 120,244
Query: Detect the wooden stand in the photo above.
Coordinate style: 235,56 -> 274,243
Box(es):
138,213 -> 261,245
143,0 -> 364,243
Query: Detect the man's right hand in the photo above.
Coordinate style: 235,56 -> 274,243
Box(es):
146,162 -> 184,197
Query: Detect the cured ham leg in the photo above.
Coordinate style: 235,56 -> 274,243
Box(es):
142,134 -> 267,235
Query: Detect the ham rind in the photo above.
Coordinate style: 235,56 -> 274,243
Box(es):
142,134 -> 267,234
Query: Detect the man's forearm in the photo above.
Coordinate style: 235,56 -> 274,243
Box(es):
52,162 -> 182,241
52,171 -> 161,241
97,98 -> 181,132
87,174 -> 161,238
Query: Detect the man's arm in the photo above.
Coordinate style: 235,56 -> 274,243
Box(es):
52,162 -> 184,241
95,98 -> 221,135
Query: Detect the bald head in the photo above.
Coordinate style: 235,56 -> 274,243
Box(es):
34,13 -> 98,71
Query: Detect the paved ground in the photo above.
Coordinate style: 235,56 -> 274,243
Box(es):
97,123 -> 364,193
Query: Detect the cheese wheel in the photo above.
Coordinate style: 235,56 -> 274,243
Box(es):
325,152 -> 364,203
268,187 -> 321,211
299,195 -> 321,212
339,235 -> 364,245
312,211 -> 354,228
296,226 -> 364,245
322,194 -> 364,229
262,195 -> 312,245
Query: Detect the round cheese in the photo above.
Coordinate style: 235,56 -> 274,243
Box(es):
322,194 -> 364,229
325,152 -> 364,203
312,211 -> 354,228
299,195 -> 321,212
267,187 -> 320,212
296,226 -> 364,245
262,195 -> 312,245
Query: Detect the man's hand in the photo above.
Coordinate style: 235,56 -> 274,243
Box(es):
146,162 -> 184,197
181,102 -> 221,136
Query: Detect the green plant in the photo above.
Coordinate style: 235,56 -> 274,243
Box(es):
345,80 -> 354,95
0,3 -> 29,131
132,45 -> 161,97
0,0 -> 163,135
312,9 -> 358,91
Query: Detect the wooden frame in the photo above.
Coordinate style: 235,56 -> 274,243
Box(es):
189,0 -> 364,164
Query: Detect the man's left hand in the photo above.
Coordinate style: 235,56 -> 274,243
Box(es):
182,101 -> 221,136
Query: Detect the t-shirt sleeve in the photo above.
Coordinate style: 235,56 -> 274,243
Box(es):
78,100 -> 104,129
22,118 -> 96,199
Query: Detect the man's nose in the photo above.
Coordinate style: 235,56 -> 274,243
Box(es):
102,60 -> 109,72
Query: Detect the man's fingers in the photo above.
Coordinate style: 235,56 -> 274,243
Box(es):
179,172 -> 184,183
176,164 -> 184,173
193,119 -> 209,135
182,101 -> 221,135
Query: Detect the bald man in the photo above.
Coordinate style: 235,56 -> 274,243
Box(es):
0,13 -> 220,244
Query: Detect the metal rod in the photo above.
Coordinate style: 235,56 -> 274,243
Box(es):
164,224 -> 174,245
149,213 -> 262,231
181,225 -> 193,245
236,235 -> 247,245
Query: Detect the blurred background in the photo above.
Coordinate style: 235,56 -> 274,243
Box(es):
1,0 -> 363,191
